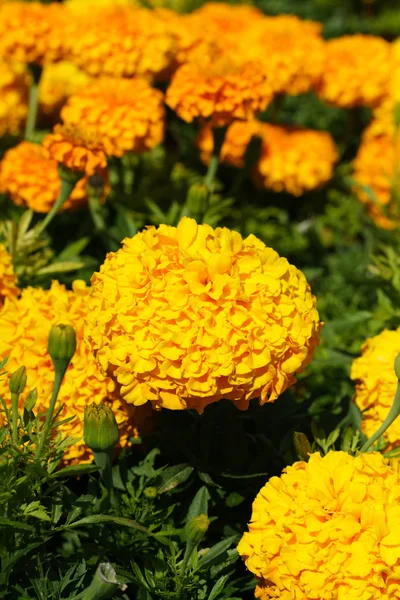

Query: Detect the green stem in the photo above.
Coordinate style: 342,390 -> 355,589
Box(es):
93,450 -> 115,507
180,541 -> 195,575
11,392 -> 19,445
204,126 -> 227,191
35,367 -> 66,462
36,177 -> 77,237
360,379 -> 400,452
25,64 -> 42,140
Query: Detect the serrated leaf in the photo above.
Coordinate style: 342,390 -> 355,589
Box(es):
207,574 -> 230,600
22,501 -> 51,522
49,464 -> 99,479
197,538 -> 238,570
59,514 -> 147,533
157,464 -> 194,494
0,518 -> 35,531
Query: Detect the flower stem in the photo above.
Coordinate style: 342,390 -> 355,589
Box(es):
360,379 -> 400,452
204,126 -> 227,191
25,64 -> 42,140
35,176 -> 77,237
35,367 -> 66,462
11,392 -> 19,445
93,449 -> 115,507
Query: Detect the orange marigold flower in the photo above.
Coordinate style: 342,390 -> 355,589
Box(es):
317,35 -> 392,108
42,124 -> 108,177
197,121 -> 338,196
0,2 -> 66,64
0,60 -> 29,137
85,217 -> 321,413
63,5 -> 176,80
166,59 -> 273,127
0,141 -> 107,213
238,451 -> 400,600
39,61 -> 90,121
61,77 -> 165,158
0,280 -> 152,465
351,329 -> 400,451
238,15 -> 325,95
0,243 -> 18,308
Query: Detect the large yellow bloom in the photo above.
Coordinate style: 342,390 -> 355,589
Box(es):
0,243 -> 18,308
0,60 -> 29,137
197,121 -> 338,196
85,217 -> 321,413
63,5 -> 176,80
317,35 -> 392,108
39,61 -> 90,121
0,281 -> 151,465
0,2 -> 66,64
61,78 -> 165,158
0,141 -> 104,213
238,451 -> 400,600
352,329 -> 400,451
166,59 -> 272,127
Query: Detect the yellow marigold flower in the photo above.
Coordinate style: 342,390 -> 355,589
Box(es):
166,59 -> 273,127
42,124 -> 108,177
0,60 -> 29,137
197,121 -> 338,196
64,6 -> 176,80
317,35 -> 392,108
0,141 -> 106,213
85,217 -> 321,413
0,2 -> 66,65
61,77 -> 165,158
238,15 -> 325,95
0,243 -> 18,308
351,329 -> 400,451
0,280 -> 152,465
39,61 -> 90,120
238,450 -> 400,600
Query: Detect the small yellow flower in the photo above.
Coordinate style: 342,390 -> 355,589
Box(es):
352,329 -> 400,451
0,60 -> 29,137
39,61 -> 90,121
85,217 -> 321,413
238,451 -> 400,600
0,243 -> 19,308
0,280 -> 152,465
61,77 -> 165,157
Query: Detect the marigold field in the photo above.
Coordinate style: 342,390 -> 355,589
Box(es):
3,0 -> 400,598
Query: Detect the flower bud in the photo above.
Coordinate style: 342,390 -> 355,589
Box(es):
185,514 -> 210,545
48,324 -> 76,373
395,352 -> 400,381
143,486 -> 158,499
84,402 -> 119,453
186,184 -> 209,220
9,365 -> 27,395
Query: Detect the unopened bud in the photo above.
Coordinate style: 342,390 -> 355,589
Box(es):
185,514 -> 210,545
84,402 -> 119,453
9,366 -> 27,395
395,353 -> 400,381
186,184 -> 209,220
143,486 -> 158,499
48,324 -> 76,373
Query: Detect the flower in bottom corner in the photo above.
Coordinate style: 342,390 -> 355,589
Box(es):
0,280 -> 151,465
85,217 -> 321,413
238,451 -> 400,600
0,243 -> 19,308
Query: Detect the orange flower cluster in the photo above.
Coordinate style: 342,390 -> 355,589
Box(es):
0,60 -> 29,137
0,243 -> 19,308
39,61 -> 90,120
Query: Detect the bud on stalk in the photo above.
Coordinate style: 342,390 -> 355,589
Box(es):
186,183 -> 209,222
9,366 -> 27,444
181,514 -> 210,574
84,403 -> 119,453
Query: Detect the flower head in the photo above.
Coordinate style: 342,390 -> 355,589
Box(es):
64,5 -> 176,80
238,451 -> 400,600
0,280 -> 151,464
166,59 -> 273,127
0,243 -> 19,308
0,2 -> 66,64
0,141 -> 105,213
61,77 -> 165,157
0,60 -> 29,137
85,217 -> 321,413
42,124 -> 108,176
39,61 -> 90,121
352,329 -> 400,451
317,35 -> 392,108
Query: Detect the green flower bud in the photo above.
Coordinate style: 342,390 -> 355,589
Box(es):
143,486 -> 158,499
185,514 -> 210,545
48,324 -> 76,373
395,352 -> 400,380
293,431 -> 312,461
84,402 -> 119,453
186,184 -> 209,220
9,366 -> 27,395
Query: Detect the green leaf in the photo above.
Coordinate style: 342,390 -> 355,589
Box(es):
49,464 -> 99,479
57,237 -> 90,260
207,575 -> 230,600
24,388 -> 37,412
0,518 -> 35,532
197,538 -> 238,570
22,501 -> 51,522
0,356 -> 9,373
225,492 -> 245,508
186,486 -> 210,523
59,514 -> 147,533
156,464 -> 194,494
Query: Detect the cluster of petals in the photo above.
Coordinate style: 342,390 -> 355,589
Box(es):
0,1 -> 66,65
0,243 -> 19,308
351,328 -> 400,451
198,121 -> 338,196
238,451 -> 400,600
316,35 -> 392,108
0,280 -> 151,465
39,61 -> 90,121
0,141 -> 103,213
61,77 -> 165,158
166,58 -> 273,127
42,124 -> 108,177
85,217 -> 321,413
0,60 -> 28,137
